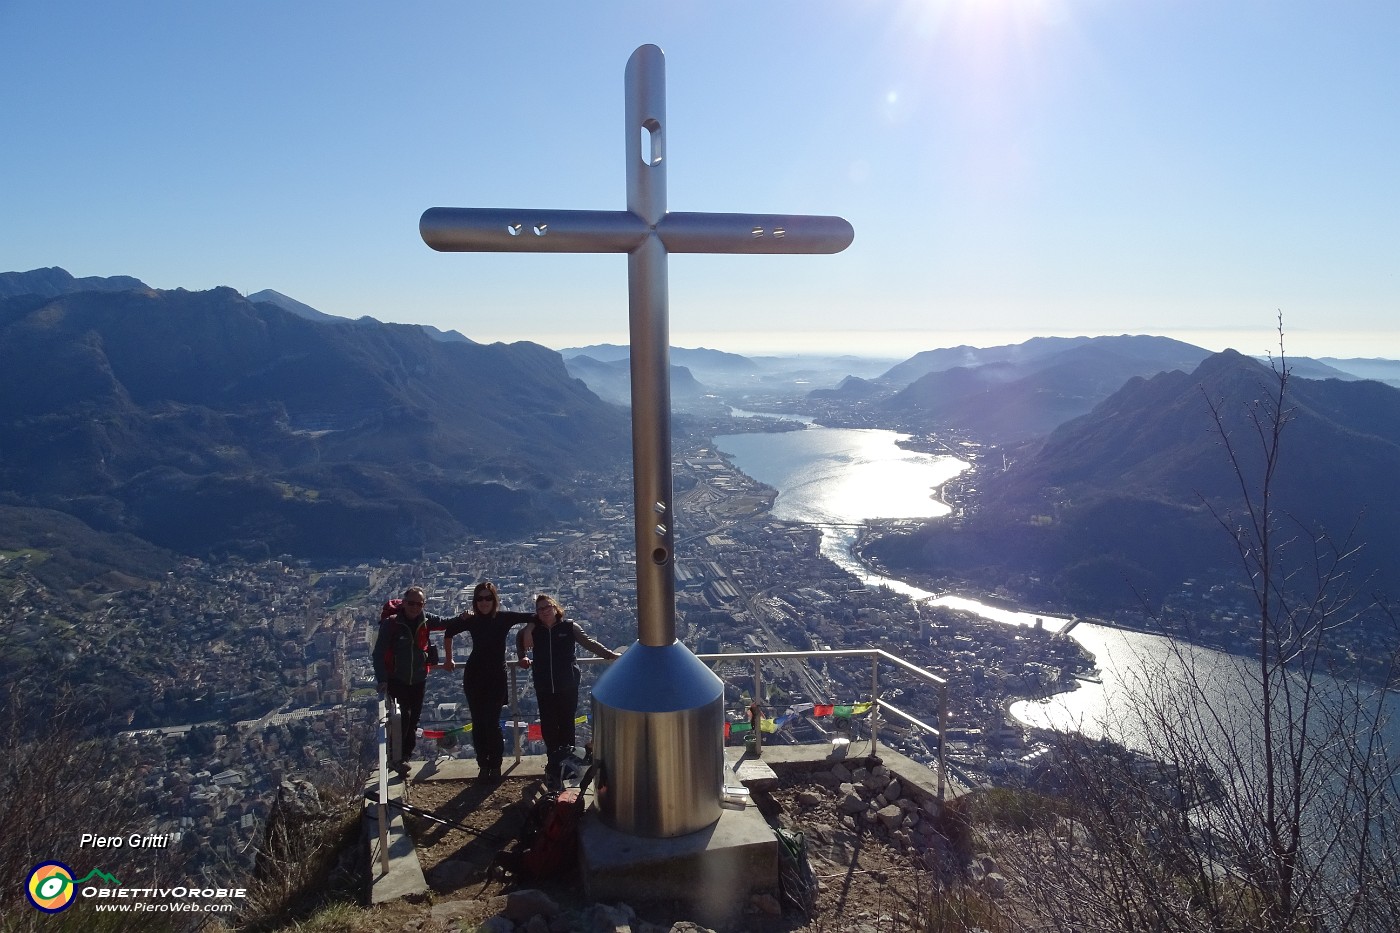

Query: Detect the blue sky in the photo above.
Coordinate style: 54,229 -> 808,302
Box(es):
3,1 -> 1397,359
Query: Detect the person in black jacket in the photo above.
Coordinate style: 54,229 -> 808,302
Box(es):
516,593 -> 620,786
442,581 -> 534,781
371,586 -> 464,774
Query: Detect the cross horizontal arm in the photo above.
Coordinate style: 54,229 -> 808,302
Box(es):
420,208 -> 648,253
659,212 -> 854,254
421,207 -> 853,257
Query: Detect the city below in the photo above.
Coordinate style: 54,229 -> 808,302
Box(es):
101,427 -> 1102,879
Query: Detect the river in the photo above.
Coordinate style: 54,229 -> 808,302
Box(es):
713,416 -> 1400,752
715,417 -> 1064,627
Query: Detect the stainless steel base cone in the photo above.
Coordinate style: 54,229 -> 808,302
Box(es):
591,641 -> 725,837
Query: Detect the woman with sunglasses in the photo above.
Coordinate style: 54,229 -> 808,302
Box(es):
442,581 -> 534,780
516,593 -> 621,787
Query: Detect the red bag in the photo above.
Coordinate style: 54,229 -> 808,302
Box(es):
495,766 -> 595,880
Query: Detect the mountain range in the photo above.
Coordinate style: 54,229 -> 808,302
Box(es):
8,267 -> 1400,621
875,335 -> 1213,443
561,353 -> 713,409
867,349 -> 1400,610
0,269 -> 629,565
804,334 -> 1400,445
561,343 -> 898,403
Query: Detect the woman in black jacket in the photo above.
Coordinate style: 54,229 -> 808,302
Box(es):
442,581 -> 534,780
516,593 -> 620,786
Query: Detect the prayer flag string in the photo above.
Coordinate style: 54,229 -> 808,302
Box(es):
421,701 -> 871,743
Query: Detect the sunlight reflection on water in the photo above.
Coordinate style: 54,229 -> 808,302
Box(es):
714,424 -> 965,525
715,417 -> 1400,757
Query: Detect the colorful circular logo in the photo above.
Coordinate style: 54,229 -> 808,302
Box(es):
26,861 -> 77,913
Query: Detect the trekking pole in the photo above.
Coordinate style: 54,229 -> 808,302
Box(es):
364,791 -> 510,844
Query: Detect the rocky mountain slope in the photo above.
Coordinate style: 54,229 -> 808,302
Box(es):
868,349 -> 1400,611
0,275 -> 629,562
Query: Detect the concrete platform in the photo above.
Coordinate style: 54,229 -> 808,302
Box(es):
365,751 -> 557,905
575,745 -> 786,908
741,737 -> 972,804
407,752 -> 550,783
363,770 -> 428,904
579,796 -> 778,907
364,740 -> 968,908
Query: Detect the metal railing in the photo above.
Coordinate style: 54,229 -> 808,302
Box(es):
373,695 -> 399,875
691,648 -> 949,799
369,647 -> 948,879
375,646 -> 949,804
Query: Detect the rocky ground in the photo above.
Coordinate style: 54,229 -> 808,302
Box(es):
366,756 -> 1001,933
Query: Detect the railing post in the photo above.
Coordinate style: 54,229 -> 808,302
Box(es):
937,681 -> 948,800
752,658 -> 763,755
375,696 -> 391,875
386,693 -> 402,766
870,655 -> 881,757
509,663 -> 522,763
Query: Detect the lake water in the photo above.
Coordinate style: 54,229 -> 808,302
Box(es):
713,417 -> 1400,755
714,420 -> 1066,629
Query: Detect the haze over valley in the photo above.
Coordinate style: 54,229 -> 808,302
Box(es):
5,267 -> 1400,886
8,267 -> 1400,629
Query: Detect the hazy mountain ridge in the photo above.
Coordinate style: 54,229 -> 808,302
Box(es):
10,268 -> 1400,616
246,288 -> 345,324
562,354 -> 709,408
563,343 -> 753,370
872,336 -> 1212,443
0,266 -> 149,299
872,335 -> 1156,386
0,282 -> 629,562
562,343 -> 899,397
1316,357 -> 1400,388
868,349 -> 1400,611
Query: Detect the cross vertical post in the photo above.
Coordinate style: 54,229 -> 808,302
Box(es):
624,45 -> 675,647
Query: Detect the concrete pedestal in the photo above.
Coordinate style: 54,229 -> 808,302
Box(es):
579,798 -> 777,911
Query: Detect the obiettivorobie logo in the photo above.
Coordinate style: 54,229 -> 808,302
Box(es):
25,861 -> 121,913
24,860 -> 247,914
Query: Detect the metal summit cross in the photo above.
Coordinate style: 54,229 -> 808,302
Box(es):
421,44 -> 853,650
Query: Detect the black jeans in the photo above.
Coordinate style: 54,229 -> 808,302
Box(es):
536,680 -> 580,775
386,679 -> 426,761
465,676 -> 507,770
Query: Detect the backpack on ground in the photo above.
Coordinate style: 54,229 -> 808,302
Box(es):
776,826 -> 817,916
494,765 -> 596,881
